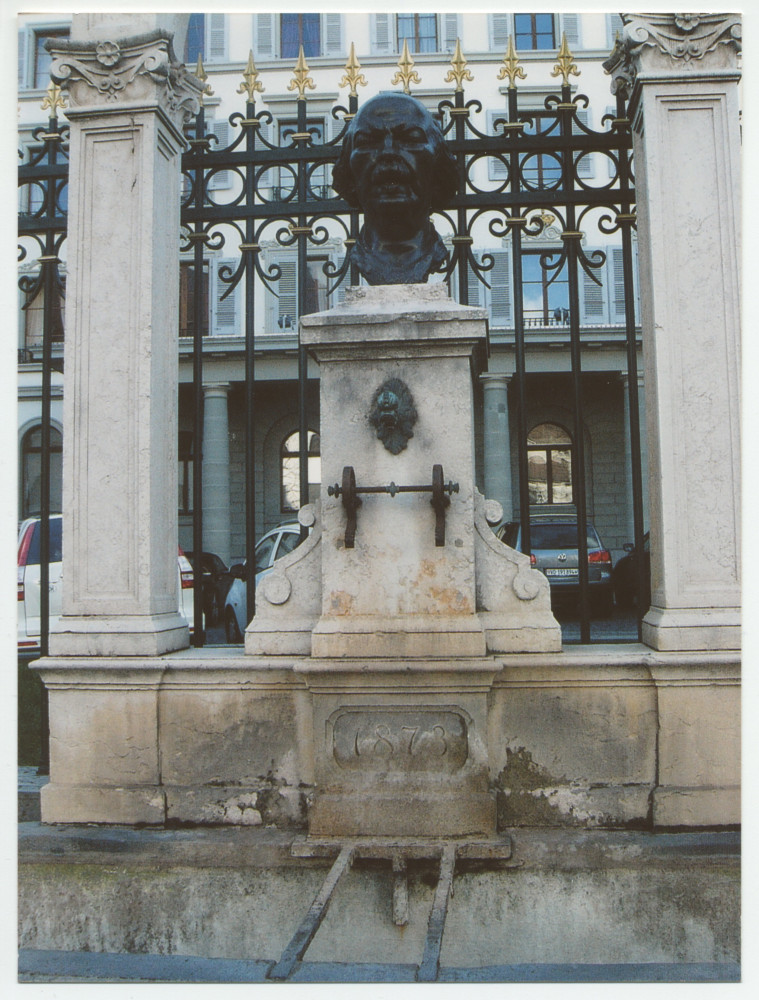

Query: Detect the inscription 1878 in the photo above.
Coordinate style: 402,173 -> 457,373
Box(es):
331,709 -> 468,773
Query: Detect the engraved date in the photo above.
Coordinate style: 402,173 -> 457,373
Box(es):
332,709 -> 468,772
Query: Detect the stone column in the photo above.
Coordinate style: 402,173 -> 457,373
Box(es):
619,372 -> 649,541
202,383 -> 232,566
47,15 -> 202,655
481,374 -> 512,522
606,14 -> 741,650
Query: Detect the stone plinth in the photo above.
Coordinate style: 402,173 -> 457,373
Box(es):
296,658 -> 497,838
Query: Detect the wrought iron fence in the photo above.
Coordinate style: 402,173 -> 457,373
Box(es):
18,34 -> 646,652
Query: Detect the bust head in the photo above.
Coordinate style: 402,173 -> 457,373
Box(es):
333,93 -> 457,284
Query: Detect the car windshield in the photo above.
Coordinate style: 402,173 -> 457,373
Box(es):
531,523 -> 599,549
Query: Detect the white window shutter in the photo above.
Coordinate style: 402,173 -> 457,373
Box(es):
208,120 -> 231,189
489,14 -> 511,52
489,249 -> 511,328
606,106 -> 618,178
488,113 -> 509,181
272,257 -> 298,331
611,247 -> 626,321
443,14 -> 460,52
607,14 -> 624,48
18,29 -> 28,89
371,14 -> 394,55
573,110 -> 594,178
581,253 -> 606,323
254,14 -> 276,60
214,258 -> 237,333
559,14 -> 581,49
208,14 -> 227,61
257,120 -> 275,193
323,14 -> 343,57
467,255 -> 484,307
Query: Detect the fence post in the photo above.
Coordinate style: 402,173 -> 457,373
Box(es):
607,14 -> 741,651
46,14 -> 202,655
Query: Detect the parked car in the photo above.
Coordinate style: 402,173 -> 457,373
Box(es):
185,551 -> 232,627
613,532 -> 651,611
18,514 -> 195,651
496,517 -> 614,616
224,522 -> 304,643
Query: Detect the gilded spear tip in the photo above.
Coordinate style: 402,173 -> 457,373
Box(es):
237,50 -> 264,102
551,32 -> 580,86
497,36 -> 526,89
445,39 -> 474,92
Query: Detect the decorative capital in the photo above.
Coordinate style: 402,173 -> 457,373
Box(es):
497,36 -> 526,89
445,39 -> 474,93
237,50 -> 264,103
604,13 -> 742,97
551,33 -> 580,87
46,29 -> 203,129
287,46 -> 316,100
339,43 -> 368,98
391,39 -> 422,95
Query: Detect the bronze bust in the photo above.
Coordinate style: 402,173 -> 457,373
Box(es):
333,93 -> 458,285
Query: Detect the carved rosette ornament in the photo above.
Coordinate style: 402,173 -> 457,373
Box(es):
604,13 -> 742,97
46,29 -> 203,129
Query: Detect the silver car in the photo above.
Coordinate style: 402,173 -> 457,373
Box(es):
496,518 -> 614,616
223,522 -> 304,642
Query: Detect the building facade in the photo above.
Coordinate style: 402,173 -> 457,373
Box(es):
19,11 -> 642,601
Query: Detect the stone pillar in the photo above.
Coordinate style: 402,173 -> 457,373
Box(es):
202,384 -> 232,566
606,14 -> 741,651
46,15 -> 202,655
481,374 -> 512,522
619,372 -> 649,541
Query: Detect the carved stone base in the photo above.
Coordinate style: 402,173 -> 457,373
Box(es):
296,657 -> 498,839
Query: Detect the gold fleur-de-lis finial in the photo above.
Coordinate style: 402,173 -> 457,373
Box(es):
288,46 -> 316,99
445,39 -> 474,92
497,36 -> 526,89
391,39 -> 422,95
237,50 -> 264,102
40,81 -> 67,118
339,43 -> 368,98
551,33 -> 580,87
195,55 -> 214,105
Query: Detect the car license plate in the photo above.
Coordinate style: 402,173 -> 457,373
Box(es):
545,568 -> 578,577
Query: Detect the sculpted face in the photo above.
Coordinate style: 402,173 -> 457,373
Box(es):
347,95 -> 437,234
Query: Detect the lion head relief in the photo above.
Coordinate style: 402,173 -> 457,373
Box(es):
368,378 -> 418,455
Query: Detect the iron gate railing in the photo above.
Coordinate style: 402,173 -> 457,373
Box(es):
18,35 -> 646,651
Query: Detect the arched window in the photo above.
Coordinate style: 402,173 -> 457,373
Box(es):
527,422 -> 573,505
280,430 -> 321,512
21,425 -> 62,518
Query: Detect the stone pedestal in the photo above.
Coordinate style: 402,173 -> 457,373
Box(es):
299,659 -> 497,837
608,14 -> 741,651
45,19 -> 203,655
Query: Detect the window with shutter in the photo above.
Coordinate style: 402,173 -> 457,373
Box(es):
489,250 -> 512,328
323,14 -> 343,56
271,258 -> 297,332
371,14 -> 393,54
18,29 -> 28,89
605,106 -> 618,179
214,259 -> 237,334
254,14 -> 276,60
514,13 -> 555,50
443,14 -> 460,52
208,120 -> 231,189
487,112 -> 509,182
489,13 -> 511,51
573,110 -> 594,178
607,13 -> 624,49
582,255 -> 606,322
467,257 -> 484,307
256,121 -> 276,195
208,14 -> 227,61
611,247 -> 626,320
559,13 -> 581,49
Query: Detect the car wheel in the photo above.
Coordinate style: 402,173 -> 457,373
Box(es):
225,608 -> 242,644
